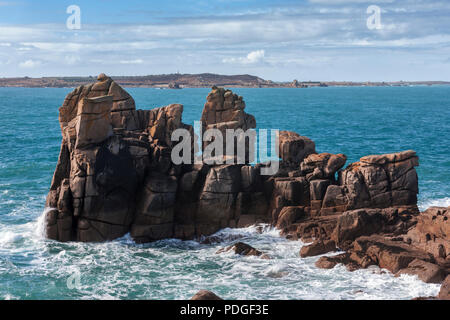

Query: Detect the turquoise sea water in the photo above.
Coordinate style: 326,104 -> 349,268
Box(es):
0,86 -> 449,300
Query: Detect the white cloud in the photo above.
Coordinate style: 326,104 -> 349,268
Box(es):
65,55 -> 81,65
19,59 -> 41,68
0,0 -> 449,80
223,50 -> 266,64
119,59 -> 144,64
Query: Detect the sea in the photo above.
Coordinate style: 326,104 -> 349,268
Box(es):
0,86 -> 449,300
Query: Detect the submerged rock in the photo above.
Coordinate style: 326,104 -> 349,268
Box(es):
216,242 -> 271,259
191,290 -> 223,300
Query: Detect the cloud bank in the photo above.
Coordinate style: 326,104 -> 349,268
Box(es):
0,0 -> 448,81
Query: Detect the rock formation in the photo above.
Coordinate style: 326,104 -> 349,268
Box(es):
45,75 -> 269,243
191,290 -> 223,300
216,242 -> 270,259
439,275 -> 450,300
45,74 -> 449,296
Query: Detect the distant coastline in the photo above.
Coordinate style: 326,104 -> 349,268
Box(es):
0,73 -> 449,88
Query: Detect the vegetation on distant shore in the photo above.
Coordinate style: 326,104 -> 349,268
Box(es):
0,73 -> 447,88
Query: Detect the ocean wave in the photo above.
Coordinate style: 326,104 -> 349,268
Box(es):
419,197 -> 450,211
35,207 -> 52,239
0,230 -> 23,246
0,213 -> 442,300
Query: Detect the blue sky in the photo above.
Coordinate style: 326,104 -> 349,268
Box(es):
0,0 -> 449,81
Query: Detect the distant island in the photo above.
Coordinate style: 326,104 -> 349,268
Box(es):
0,73 -> 448,88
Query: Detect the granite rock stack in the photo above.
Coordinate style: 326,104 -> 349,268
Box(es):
44,75 -> 449,296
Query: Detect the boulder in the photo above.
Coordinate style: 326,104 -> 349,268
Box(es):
406,206 -> 450,260
331,209 -> 382,248
300,153 -> 347,181
276,206 -> 305,230
352,235 -> 434,274
217,242 -> 270,259
438,275 -> 450,300
191,290 -> 223,301
340,151 -> 419,210
397,259 -> 446,284
331,207 -> 418,249
315,253 -> 355,270
300,240 -> 337,258
278,131 -> 316,167
294,215 -> 340,242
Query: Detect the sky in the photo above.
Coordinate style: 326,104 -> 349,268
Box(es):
0,0 -> 449,81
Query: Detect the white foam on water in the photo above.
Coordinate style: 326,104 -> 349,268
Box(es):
0,230 -> 22,245
34,207 -> 53,239
0,212 -> 442,300
419,197 -> 450,211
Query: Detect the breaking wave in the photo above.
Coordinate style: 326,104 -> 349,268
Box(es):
0,215 -> 441,300
419,197 -> 450,211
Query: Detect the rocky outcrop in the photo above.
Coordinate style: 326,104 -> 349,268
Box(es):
46,75 -> 270,242
305,207 -> 449,285
308,207 -> 449,284
300,240 -> 336,258
44,74 -> 449,290
191,290 -> 223,300
217,242 -> 270,259
331,207 -> 418,250
406,207 -> 449,261
439,275 -> 450,300
278,131 -> 316,168
201,86 -> 255,133
200,86 -> 256,163
289,80 -> 307,88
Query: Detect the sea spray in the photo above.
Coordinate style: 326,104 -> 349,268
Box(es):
419,197 -> 450,211
35,207 -> 53,239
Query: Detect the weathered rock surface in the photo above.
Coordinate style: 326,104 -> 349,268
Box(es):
44,74 -> 449,289
438,275 -> 450,300
46,76 -> 272,242
217,242 -> 270,259
339,150 -> 419,211
397,258 -> 446,284
300,240 -> 337,258
300,153 -> 347,181
406,206 -> 449,260
201,86 -> 255,133
331,207 -> 418,250
201,86 -> 256,162
279,131 -> 316,167
191,290 -> 223,300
